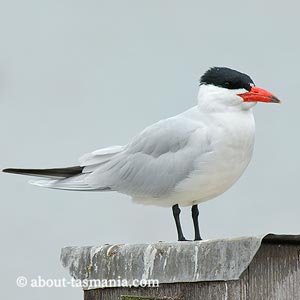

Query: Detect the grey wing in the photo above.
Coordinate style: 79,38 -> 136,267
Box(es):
84,116 -> 211,197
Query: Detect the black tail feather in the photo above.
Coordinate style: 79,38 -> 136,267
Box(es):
2,166 -> 83,178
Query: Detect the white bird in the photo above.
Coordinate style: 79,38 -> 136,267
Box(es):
3,67 -> 281,241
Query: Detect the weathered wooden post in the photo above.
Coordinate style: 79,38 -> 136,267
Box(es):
61,234 -> 300,300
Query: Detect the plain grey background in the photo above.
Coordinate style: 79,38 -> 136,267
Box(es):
0,1 -> 298,299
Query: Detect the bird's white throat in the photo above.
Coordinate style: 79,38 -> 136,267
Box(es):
197,84 -> 257,113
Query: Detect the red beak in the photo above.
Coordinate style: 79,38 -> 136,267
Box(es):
238,87 -> 281,104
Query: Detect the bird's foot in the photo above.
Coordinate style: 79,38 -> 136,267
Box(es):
194,234 -> 202,241
178,237 -> 195,241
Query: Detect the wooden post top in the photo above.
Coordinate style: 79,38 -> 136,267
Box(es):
60,234 -> 300,291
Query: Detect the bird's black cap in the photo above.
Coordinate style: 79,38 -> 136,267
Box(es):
200,67 -> 255,91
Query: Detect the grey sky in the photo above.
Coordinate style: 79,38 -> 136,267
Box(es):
0,1 -> 298,299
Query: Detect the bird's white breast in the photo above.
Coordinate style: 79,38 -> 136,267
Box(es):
172,110 -> 255,206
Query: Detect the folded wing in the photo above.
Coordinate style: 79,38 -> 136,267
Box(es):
5,115 -> 211,196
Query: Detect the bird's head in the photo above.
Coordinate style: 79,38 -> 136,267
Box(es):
198,67 -> 281,112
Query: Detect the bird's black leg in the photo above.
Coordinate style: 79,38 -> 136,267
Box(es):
172,204 -> 186,241
192,205 -> 202,241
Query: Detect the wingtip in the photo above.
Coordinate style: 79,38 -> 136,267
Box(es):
2,168 -> 25,174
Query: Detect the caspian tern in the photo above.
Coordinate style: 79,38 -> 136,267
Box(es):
3,67 -> 281,241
